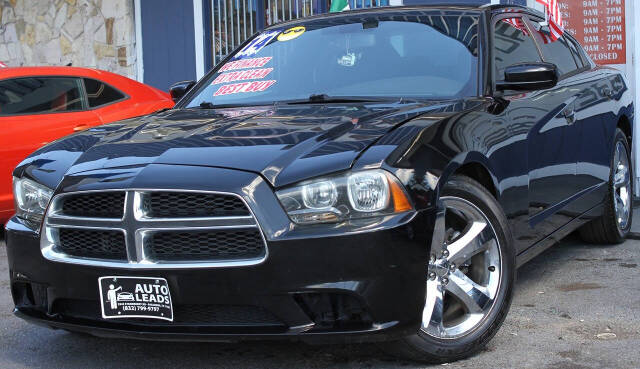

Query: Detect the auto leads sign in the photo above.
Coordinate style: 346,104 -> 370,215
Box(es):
98,276 -> 174,321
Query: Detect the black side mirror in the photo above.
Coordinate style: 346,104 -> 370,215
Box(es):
496,62 -> 559,91
169,80 -> 196,102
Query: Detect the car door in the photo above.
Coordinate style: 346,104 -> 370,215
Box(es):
529,24 -> 612,219
491,16 -> 582,251
525,21 -> 596,223
561,35 -> 623,214
0,76 -> 101,215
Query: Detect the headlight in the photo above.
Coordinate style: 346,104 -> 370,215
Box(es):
13,177 -> 53,223
276,169 -> 412,224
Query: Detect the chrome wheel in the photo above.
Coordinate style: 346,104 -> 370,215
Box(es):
613,141 -> 631,230
423,196 -> 502,339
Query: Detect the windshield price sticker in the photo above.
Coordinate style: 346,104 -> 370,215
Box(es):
219,57 -> 272,72
98,276 -> 173,321
214,80 -> 276,96
235,31 -> 279,59
213,68 -> 274,85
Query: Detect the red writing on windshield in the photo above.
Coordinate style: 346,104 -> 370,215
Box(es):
213,68 -> 274,84
213,80 -> 277,96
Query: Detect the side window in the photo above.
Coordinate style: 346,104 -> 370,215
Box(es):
0,77 -> 84,115
83,78 -> 126,108
535,25 -> 580,76
493,17 -> 543,82
564,36 -> 585,69
566,36 -> 590,68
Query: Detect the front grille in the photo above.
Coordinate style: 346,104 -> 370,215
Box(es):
61,192 -> 125,218
143,192 -> 250,218
57,228 -> 126,260
43,189 -> 267,267
147,230 -> 265,261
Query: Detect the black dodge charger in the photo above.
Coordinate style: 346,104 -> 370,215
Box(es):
5,4 -> 634,363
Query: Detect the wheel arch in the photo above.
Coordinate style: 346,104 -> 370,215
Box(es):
436,153 -> 500,203
617,114 -> 632,148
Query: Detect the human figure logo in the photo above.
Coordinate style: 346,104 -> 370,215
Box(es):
106,284 -> 122,310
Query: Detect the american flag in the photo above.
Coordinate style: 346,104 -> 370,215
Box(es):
503,17 -> 529,36
502,15 -> 555,44
536,0 -> 564,41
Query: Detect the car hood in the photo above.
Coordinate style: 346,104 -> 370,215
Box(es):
21,100 -> 475,188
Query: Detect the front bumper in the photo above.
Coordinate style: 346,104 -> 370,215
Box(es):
5,164 -> 433,342
6,212 -> 431,343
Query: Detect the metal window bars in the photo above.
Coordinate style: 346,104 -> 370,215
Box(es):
211,0 -> 386,66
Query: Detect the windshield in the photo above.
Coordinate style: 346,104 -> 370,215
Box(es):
186,12 -> 480,108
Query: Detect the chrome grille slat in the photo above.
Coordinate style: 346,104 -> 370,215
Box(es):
41,189 -> 268,269
47,216 -> 258,229
46,216 -> 128,229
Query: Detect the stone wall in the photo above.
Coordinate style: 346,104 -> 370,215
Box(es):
0,0 -> 137,79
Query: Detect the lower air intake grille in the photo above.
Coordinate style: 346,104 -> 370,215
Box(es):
61,192 -> 125,218
146,230 -> 264,261
52,300 -> 285,327
173,305 -> 283,325
57,228 -> 126,260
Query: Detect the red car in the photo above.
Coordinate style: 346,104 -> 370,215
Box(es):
0,67 -> 174,222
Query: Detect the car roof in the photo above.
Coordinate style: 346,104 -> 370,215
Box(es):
265,4 -> 544,29
0,66 -> 134,80
0,66 -> 94,76
0,66 -> 170,95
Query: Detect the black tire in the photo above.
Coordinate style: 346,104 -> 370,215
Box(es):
579,128 -> 633,244
382,175 -> 516,363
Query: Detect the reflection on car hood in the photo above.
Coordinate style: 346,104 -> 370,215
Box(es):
23,100 -> 475,187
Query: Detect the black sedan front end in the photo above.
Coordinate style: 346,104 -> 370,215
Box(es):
4,5 -> 492,358
6,163 -> 431,342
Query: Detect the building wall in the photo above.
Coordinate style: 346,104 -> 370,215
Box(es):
138,0 -> 196,91
0,0 -> 137,79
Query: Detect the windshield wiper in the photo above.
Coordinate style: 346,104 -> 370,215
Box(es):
193,101 -> 270,109
193,95 -> 416,110
283,94 -> 388,105
197,102 -> 216,109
